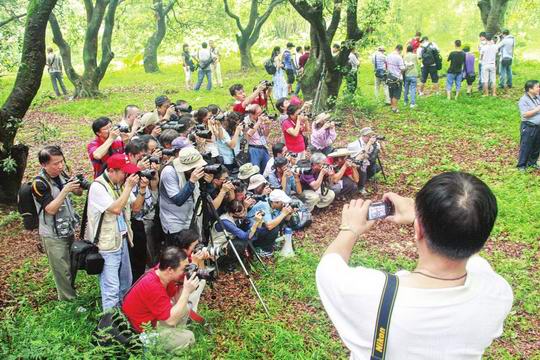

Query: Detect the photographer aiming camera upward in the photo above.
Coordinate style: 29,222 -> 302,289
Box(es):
87,117 -> 127,178
316,172 -> 512,359
122,247 -> 204,352
244,104 -> 272,171
215,111 -> 244,172
347,127 -> 384,195
310,112 -> 337,155
230,83 -> 268,114
268,157 -> 302,197
87,154 -> 148,310
282,104 -> 310,159
299,153 -> 335,212
31,145 -> 84,301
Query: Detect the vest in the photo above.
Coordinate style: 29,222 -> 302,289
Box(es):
88,175 -> 133,252
33,170 -> 79,238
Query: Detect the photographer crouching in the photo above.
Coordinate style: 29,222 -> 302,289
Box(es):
299,153 -> 335,212
327,149 -> 360,200
316,172 -> 512,358
347,127 -> 384,195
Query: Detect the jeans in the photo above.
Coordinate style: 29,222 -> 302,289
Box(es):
194,68 -> 212,91
248,146 -> 270,174
477,63 -> 483,90
403,76 -> 417,105
50,71 -> 67,96
499,59 -> 513,88
446,73 -> 463,92
99,237 -> 132,311
359,163 -> 379,188
517,122 -> 540,169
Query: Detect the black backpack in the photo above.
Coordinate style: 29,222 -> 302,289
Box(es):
17,176 -> 48,230
422,44 -> 442,70
264,58 -> 277,75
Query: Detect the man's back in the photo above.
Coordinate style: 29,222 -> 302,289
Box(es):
481,43 -> 498,66
317,254 -> 513,359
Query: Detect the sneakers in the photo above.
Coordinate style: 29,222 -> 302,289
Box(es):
410,104 -> 416,109
391,108 -> 399,113
359,188 -> 368,195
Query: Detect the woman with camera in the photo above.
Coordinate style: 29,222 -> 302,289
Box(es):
215,112 -> 244,172
267,156 -> 302,197
310,112 -> 337,155
271,46 -> 288,100
282,104 -> 309,159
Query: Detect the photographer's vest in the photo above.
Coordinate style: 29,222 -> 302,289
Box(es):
89,174 -> 133,252
32,170 -> 79,238
209,214 -> 234,248
170,157 -> 201,231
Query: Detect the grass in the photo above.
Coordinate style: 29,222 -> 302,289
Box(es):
1,57 -> 539,359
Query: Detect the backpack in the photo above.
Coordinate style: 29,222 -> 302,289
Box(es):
264,58 -> 277,75
17,175 -> 48,230
422,44 -> 442,70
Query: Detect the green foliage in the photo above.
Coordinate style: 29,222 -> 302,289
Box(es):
0,156 -> 17,174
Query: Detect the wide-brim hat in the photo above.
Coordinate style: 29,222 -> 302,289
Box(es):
238,163 -> 260,180
247,174 -> 267,190
139,112 -> 159,128
269,189 -> 291,204
314,112 -> 332,125
176,147 -> 207,172
328,148 -> 351,158
359,127 -> 375,137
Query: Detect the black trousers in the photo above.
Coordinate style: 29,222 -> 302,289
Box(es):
517,122 -> 540,168
129,219 -> 148,283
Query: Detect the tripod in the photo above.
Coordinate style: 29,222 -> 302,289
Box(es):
312,63 -> 326,116
192,184 -> 271,316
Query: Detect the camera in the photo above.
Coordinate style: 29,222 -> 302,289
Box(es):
113,124 -> 130,133
246,191 -> 267,202
262,111 -> 278,121
70,174 -> 91,190
375,135 -> 386,141
137,169 -> 156,180
203,164 -> 222,175
184,263 -> 216,281
161,148 -> 177,157
260,80 -> 273,89
290,159 -> 311,175
161,119 -> 187,132
213,112 -> 228,122
367,200 -> 395,220
193,124 -> 212,140
194,243 -> 224,259
144,155 -> 160,164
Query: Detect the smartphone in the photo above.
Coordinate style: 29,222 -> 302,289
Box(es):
367,200 -> 395,220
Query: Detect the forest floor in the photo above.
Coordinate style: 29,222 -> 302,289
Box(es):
0,59 -> 539,359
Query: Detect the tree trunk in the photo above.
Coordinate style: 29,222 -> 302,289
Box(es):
0,0 -> 58,204
73,75 -> 100,98
238,39 -> 254,71
478,0 -> 509,35
143,0 -> 174,73
143,40 -> 160,73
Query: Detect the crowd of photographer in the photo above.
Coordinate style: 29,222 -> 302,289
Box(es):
28,81 -> 388,352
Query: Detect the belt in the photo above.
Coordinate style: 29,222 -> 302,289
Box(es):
522,121 -> 539,128
248,144 -> 268,150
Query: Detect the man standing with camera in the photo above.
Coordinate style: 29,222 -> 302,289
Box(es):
517,80 -> 540,171
300,153 -> 335,212
32,145 -> 83,300
87,117 -> 128,178
317,172 -> 512,358
386,44 -> 405,113
87,153 -> 147,310
122,247 -> 202,352
194,42 -> 214,91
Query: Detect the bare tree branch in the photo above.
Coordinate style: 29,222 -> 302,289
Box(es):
49,13 -> 80,84
0,13 -> 26,28
223,0 -> 244,33
326,0 -> 342,41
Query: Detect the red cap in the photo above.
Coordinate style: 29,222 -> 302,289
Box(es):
106,153 -> 140,174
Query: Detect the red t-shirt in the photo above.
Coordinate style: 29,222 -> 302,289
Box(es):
411,38 -> 421,53
327,157 -> 353,177
299,52 -> 310,68
122,268 -> 180,333
232,96 -> 267,114
87,136 -> 125,178
282,118 -> 306,154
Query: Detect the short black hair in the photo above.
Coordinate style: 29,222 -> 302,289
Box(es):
415,31 -> 421,37
455,40 -> 462,47
421,36 -> 429,42
207,104 -> 220,115
38,145 -> 63,165
502,29 -> 510,35
395,44 -> 403,51
196,107 -> 209,123
276,97 -> 288,113
332,43 -> 340,50
524,80 -> 539,92
286,104 -> 301,116
92,117 -> 111,135
158,246 -> 188,271
463,45 -> 471,52
229,84 -> 243,97
304,45 -> 311,51
155,95 -> 169,107
287,42 -> 294,48
415,172 -> 497,260
272,142 -> 286,157
479,31 -> 486,38
485,33 -> 493,41
125,139 -> 146,156
159,129 -> 180,146
406,44 -> 414,53
296,46 -> 302,52
202,42 -> 208,48
173,229 -> 200,250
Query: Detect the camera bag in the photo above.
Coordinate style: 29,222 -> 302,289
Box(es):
17,175 -> 49,230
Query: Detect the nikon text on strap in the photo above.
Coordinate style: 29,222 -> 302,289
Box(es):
370,272 -> 399,360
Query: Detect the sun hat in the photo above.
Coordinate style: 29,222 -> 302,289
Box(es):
138,112 -> 159,129
238,163 -> 260,180
176,147 -> 207,172
359,127 -> 375,137
269,189 -> 291,204
247,174 -> 267,190
328,148 -> 351,158
314,112 -> 332,125
106,153 -> 140,174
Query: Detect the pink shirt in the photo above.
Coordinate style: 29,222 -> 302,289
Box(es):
282,118 -> 305,153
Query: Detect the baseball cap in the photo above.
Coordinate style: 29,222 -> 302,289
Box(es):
269,189 -> 291,204
106,153 -> 140,174
155,95 -> 169,107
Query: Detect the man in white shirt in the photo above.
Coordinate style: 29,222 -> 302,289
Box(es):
194,42 -> 213,91
346,48 -> 360,95
480,34 -> 498,97
317,172 -> 513,359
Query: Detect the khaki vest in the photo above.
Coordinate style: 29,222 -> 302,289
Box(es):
88,175 -> 133,252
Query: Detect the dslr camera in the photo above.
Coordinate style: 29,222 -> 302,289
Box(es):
246,191 -> 267,202
137,169 -> 156,180
203,163 -> 222,175
184,263 -> 216,281
69,174 -> 91,190
194,243 -> 224,259
113,124 -> 130,133
192,124 -> 212,140
260,80 -> 273,89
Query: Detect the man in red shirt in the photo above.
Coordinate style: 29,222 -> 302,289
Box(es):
410,31 -> 422,54
230,83 -> 268,114
298,45 -> 310,69
122,246 -> 202,352
87,117 -> 127,178
327,148 -> 360,199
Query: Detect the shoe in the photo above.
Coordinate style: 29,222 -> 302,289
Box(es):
392,108 -> 399,113
418,92 -> 424,96
517,167 -> 526,172
410,104 -> 416,108
531,164 -> 540,170
359,188 -> 368,195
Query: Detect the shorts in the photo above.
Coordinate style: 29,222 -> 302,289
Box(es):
388,82 -> 402,99
481,65 -> 496,86
421,66 -> 439,83
286,69 -> 295,84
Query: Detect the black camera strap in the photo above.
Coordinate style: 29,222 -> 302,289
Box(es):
370,272 -> 399,360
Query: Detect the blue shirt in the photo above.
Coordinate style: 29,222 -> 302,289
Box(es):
518,94 -> 540,126
283,50 -> 294,70
216,129 -> 234,165
268,171 -> 296,196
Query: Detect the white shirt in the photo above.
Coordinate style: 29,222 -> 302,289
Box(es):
316,254 -> 513,360
348,53 -> 360,71
480,43 -> 498,67
263,157 -> 275,178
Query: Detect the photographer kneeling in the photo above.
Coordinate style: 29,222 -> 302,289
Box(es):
316,172 -> 513,358
347,127 -> 383,195
327,149 -> 360,199
299,153 -> 335,212
122,246 -> 203,353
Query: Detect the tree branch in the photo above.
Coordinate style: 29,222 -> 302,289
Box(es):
223,0 -> 244,33
243,0 -> 259,35
326,0 -> 342,41
0,13 -> 26,28
249,0 -> 285,46
164,0 -> 177,14
48,13 -> 80,84
97,0 -> 118,82
83,0 -> 94,23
